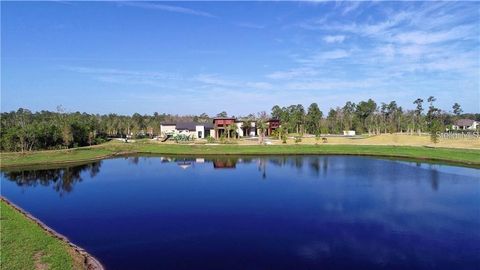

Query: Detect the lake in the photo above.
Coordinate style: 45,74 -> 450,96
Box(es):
1,156 -> 479,270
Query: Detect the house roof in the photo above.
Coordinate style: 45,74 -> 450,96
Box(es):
175,122 -> 213,131
213,117 -> 236,121
455,119 -> 475,126
267,118 -> 280,122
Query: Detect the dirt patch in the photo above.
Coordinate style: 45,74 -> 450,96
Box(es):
67,246 -> 87,270
33,252 -> 48,270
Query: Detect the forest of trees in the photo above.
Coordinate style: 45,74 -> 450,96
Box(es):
270,97 -> 479,136
1,98 -> 478,152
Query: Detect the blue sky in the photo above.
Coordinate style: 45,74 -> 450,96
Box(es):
2,1 -> 479,115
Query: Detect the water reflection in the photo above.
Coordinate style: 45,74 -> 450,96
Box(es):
2,156 -> 475,197
1,156 -> 478,270
2,161 -> 102,195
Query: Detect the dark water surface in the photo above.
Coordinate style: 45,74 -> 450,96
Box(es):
1,156 -> 479,270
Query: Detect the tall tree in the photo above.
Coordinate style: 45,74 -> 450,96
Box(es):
355,99 -> 377,133
413,98 -> 424,134
271,105 -> 283,120
342,101 -> 355,130
452,103 -> 463,116
305,103 -> 323,134
427,96 -> 439,121
216,111 -> 228,118
256,111 -> 269,144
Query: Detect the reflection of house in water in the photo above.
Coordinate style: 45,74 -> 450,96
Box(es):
213,159 -> 237,169
177,160 -> 192,170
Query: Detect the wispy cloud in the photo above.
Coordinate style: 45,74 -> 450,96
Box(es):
194,74 -> 273,90
340,1 -> 362,16
323,35 -> 346,43
119,2 -> 215,18
266,68 -> 318,80
392,25 -> 475,45
63,66 -> 181,87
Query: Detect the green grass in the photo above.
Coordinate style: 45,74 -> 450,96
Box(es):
0,200 -> 83,270
1,141 -> 479,168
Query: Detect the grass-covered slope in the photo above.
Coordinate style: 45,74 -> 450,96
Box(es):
1,141 -> 479,168
0,200 -> 84,270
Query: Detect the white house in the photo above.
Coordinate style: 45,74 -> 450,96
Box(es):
160,122 -> 214,138
452,119 -> 479,130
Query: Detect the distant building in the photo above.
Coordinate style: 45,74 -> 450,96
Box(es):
161,118 -> 281,139
213,117 -> 237,138
266,119 -> 280,136
452,119 -> 479,130
160,122 -> 214,138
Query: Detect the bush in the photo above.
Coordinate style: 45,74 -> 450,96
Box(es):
206,136 -> 215,143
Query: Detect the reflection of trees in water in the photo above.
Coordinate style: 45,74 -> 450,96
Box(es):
258,158 -> 267,179
309,157 -> 320,176
429,167 -> 439,191
128,156 -> 140,164
2,161 -> 102,195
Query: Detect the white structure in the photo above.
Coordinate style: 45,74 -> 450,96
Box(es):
452,119 -> 479,130
343,130 -> 356,136
160,122 -> 214,139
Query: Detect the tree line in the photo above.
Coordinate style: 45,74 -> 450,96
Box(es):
1,98 -> 478,152
0,108 -> 208,152
270,98 -> 478,137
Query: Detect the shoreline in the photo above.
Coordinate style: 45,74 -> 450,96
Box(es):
1,197 -> 104,270
1,142 -> 479,169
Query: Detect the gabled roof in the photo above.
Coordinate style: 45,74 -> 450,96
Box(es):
455,119 -> 475,126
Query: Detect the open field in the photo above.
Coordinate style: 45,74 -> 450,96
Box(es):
1,135 -> 479,168
0,199 -> 85,270
286,134 -> 480,149
159,134 -> 480,149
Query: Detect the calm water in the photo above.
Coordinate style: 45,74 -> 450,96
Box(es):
1,156 -> 479,270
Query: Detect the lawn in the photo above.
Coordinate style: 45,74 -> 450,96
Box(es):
0,199 -> 84,270
1,139 -> 479,168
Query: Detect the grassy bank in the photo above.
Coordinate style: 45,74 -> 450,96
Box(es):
1,140 -> 479,168
0,200 -> 84,270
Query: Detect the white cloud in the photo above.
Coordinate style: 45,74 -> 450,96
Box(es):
194,74 -> 272,90
378,44 -> 395,58
266,68 -> 318,80
316,49 -> 350,60
397,45 -> 425,57
393,25 -> 475,45
119,2 -> 215,18
323,35 -> 346,43
341,1 -> 362,16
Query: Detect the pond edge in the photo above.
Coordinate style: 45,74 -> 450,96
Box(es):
1,197 -> 105,270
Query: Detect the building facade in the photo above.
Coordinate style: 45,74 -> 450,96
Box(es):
452,119 -> 479,130
161,118 -> 280,139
